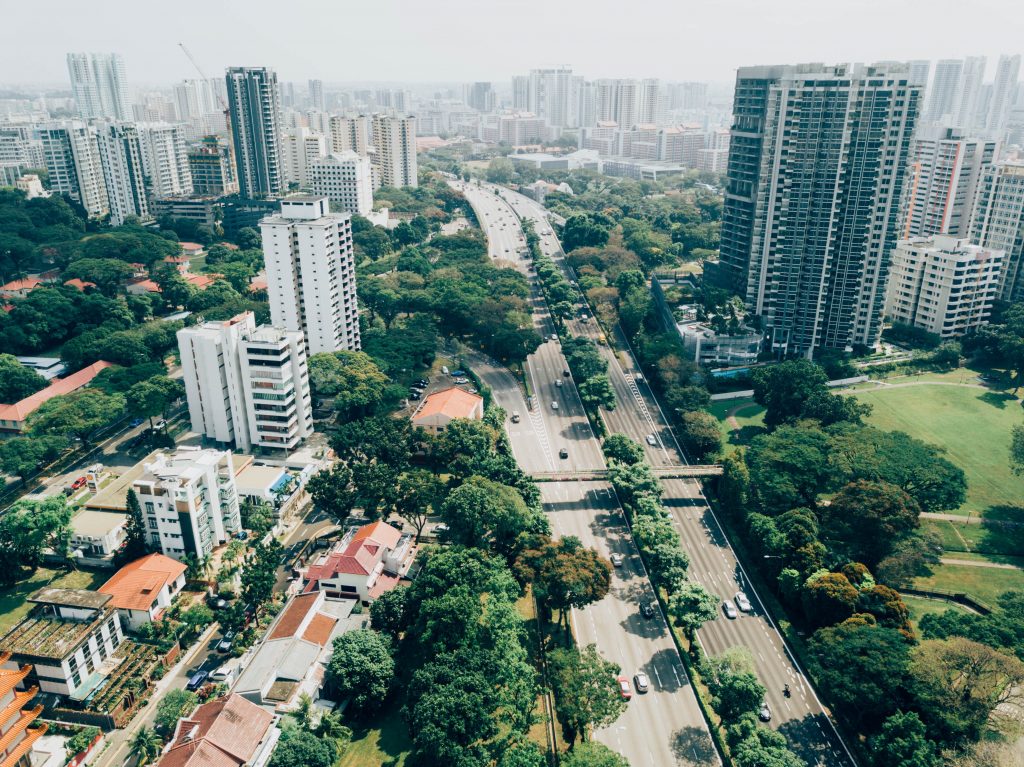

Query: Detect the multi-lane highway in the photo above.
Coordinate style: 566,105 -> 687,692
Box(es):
454,178 -> 718,765
465,178 -> 856,767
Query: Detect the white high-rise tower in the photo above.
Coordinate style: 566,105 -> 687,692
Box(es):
66,53 -> 130,121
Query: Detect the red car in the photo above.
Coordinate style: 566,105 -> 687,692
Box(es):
617,675 -> 632,700
70,476 -> 88,490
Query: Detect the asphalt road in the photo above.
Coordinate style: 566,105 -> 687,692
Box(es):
454,178 -> 718,766
474,180 -> 856,767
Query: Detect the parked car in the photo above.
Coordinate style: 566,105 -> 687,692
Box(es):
550,334 -> 558,341
411,382 -> 428,390
510,412 -> 521,423
551,401 -> 559,411
129,418 -> 144,427
153,419 -> 167,431
563,369 -> 570,377
610,553 -> 624,567
634,671 -> 650,693
186,670 -> 209,691
617,675 -> 632,700
559,448 -> 569,459
723,600 -> 738,619
409,391 -> 421,401
735,591 -> 753,612
217,630 -> 236,653
234,530 -> 249,541
71,476 -> 87,490
206,593 -> 227,610
555,379 -> 563,387
646,434 -> 657,446
415,379 -> 430,387
451,370 -> 466,377
640,601 -> 655,619
759,701 -> 772,722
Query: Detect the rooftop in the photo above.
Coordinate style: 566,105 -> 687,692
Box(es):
29,588 -> 111,610
306,521 -> 402,579
0,361 -> 113,423
159,694 -> 275,767
0,600 -> 113,661
98,553 -> 187,612
412,387 -> 483,422
71,509 -> 127,537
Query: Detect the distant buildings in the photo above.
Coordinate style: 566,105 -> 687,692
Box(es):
95,122 -> 149,225
226,66 -> 285,198
969,161 -> 1024,302
66,52 -> 130,121
132,447 -> 242,561
328,115 -> 369,157
714,63 -> 920,357
0,361 -> 113,434
138,123 -> 193,199
37,122 -> 109,218
260,196 -> 360,354
371,114 -> 417,188
309,151 -> 374,215
177,311 -> 313,453
885,235 -> 1003,338
465,82 -> 495,112
280,126 -> 327,189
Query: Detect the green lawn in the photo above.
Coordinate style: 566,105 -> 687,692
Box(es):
913,562 -> 1024,610
902,594 -> 971,628
0,567 -> 109,635
709,398 -> 766,454
851,383 -> 1024,516
337,709 -> 411,767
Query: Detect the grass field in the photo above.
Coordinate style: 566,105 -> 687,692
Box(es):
902,594 -> 971,628
337,710 -> 410,767
913,562 -> 1024,610
0,567 -> 108,635
709,398 -> 766,454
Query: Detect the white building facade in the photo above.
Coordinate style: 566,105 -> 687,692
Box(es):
309,152 -> 374,215
67,52 -> 130,121
371,115 -> 417,188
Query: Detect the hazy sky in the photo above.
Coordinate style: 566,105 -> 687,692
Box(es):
4,0 -> 1022,88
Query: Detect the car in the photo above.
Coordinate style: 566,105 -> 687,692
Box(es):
206,593 -> 227,610
646,434 -> 657,446
153,419 -> 167,430
610,553 -> 624,567
580,315 -> 590,323
511,412 -> 521,423
129,417 -> 144,427
70,476 -> 87,490
559,448 -> 569,459
234,530 -> 249,541
550,333 -> 558,341
723,600 -> 738,619
735,591 -> 753,612
617,675 -> 632,700
467,388 -> 478,394
640,601 -> 655,619
758,702 -> 772,722
555,379 -> 563,387
217,630 -> 236,653
563,369 -> 570,377
186,670 -> 209,691
551,401 -> 559,411
451,370 -> 466,377
411,382 -> 427,390
433,523 -> 449,535
634,671 -> 650,693
409,391 -> 421,401
415,379 -> 430,387
454,377 -> 470,384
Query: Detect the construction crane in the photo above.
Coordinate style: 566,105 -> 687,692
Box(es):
178,42 -> 228,110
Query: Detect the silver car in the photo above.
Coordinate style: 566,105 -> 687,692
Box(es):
634,671 -> 650,693
735,591 -> 753,612
723,600 -> 738,619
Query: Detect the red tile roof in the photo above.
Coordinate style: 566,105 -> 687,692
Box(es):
178,242 -> 204,252
158,694 -> 274,767
0,361 -> 113,423
63,278 -> 96,291
0,276 -> 43,293
98,553 -> 186,612
184,273 -> 219,290
301,612 -> 337,646
127,277 -> 161,293
267,593 -> 321,641
412,387 -> 483,422
306,521 -> 402,579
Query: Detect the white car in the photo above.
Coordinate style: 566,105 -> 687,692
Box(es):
723,600 -> 738,619
646,434 -> 657,446
551,401 -> 559,411
634,671 -> 650,693
610,553 -> 624,567
735,591 -> 753,612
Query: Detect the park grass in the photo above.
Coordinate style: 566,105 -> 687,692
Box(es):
0,567 -> 108,635
902,594 -> 971,628
851,383 -> 1024,516
709,398 -> 766,454
337,709 -> 411,767
913,562 -> 1024,610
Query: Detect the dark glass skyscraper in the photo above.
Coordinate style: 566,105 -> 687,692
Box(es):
226,66 -> 284,199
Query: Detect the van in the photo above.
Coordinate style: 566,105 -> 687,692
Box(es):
442,366 -> 450,376
511,412 -> 521,423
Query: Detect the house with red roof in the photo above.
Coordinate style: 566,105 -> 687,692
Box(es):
178,242 -> 205,256
303,520 -> 414,603
63,278 -> 97,292
0,361 -> 113,434
157,693 -> 279,767
411,387 -> 484,435
97,553 -> 187,629
0,276 -> 45,299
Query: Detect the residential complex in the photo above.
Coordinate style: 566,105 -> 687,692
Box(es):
178,311 -> 314,452
969,161 -> 1024,302
132,447 -> 242,561
259,196 -> 360,353
885,235 -> 1004,337
309,151 -> 374,215
226,66 -> 284,198
66,52 -> 130,121
371,114 -> 418,188
713,62 -> 920,357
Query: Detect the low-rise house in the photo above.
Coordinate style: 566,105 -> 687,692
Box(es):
303,521 -> 413,603
63,278 -> 96,292
125,277 -> 161,295
157,693 -> 279,767
0,653 -> 46,767
0,589 -> 125,700
0,361 -> 114,434
0,276 -> 45,298
410,387 -> 484,435
232,592 -> 338,712
97,554 -> 187,630
69,510 -> 127,561
178,242 -> 205,257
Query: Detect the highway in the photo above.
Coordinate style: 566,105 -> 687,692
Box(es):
469,179 -> 855,767
454,178 -> 718,766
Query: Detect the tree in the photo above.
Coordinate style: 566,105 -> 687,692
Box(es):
668,580 -> 719,637
325,629 -> 394,716
179,604 -> 214,640
665,384 -> 712,414
562,214 -> 610,253
705,650 -> 766,721
0,496 -> 72,585
269,727 -> 335,767
28,388 -> 125,446
746,425 -> 832,514
603,434 -> 644,465
331,414 -> 421,468
307,351 -> 390,419
240,500 -> 275,535
431,418 -> 496,479
801,571 -> 860,628
154,689 -> 198,733
119,489 -> 149,563
0,354 -> 46,403
126,376 -> 183,429
393,469 -> 443,540
306,464 -> 357,524
1011,423 -> 1024,476
0,434 -> 67,481
499,741 -> 548,767
439,475 -> 537,555
560,742 -> 630,767
369,587 -> 409,639
64,258 -> 136,295
514,535 -> 611,624
822,480 -> 921,567
750,359 -> 828,428
679,410 -> 723,460
548,644 -> 627,744
129,728 -> 164,766
578,374 -> 616,411
235,227 -> 261,250
870,711 -> 941,767
240,540 -> 281,609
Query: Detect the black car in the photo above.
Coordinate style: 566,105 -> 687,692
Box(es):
640,601 -> 655,619
409,391 -> 422,400
186,670 -> 209,691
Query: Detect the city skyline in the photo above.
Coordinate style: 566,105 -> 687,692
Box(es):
2,0 -> 1022,87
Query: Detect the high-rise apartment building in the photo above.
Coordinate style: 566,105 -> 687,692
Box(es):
310,152 -> 374,215
925,57 -> 987,128
637,79 -> 662,125
133,447 -> 241,561
466,82 -> 495,112
371,115 -> 418,188
595,79 -> 639,128
226,66 -> 284,198
986,55 -> 1021,136
511,76 -> 530,111
37,122 -> 108,218
259,196 -> 360,354
138,123 -> 193,199
715,63 -> 920,357
281,127 -> 327,189
95,123 -> 149,225
329,115 -> 370,156
308,79 -> 325,112
955,56 -> 987,129
177,311 -> 313,453
885,235 -> 1003,338
969,161 -> 1024,302
66,53 -> 130,121
527,68 -> 574,127
901,127 -> 997,239
187,136 -> 238,195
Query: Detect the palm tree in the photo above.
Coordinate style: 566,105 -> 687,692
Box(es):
315,711 -> 350,741
130,727 -> 163,766
295,692 -> 314,730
